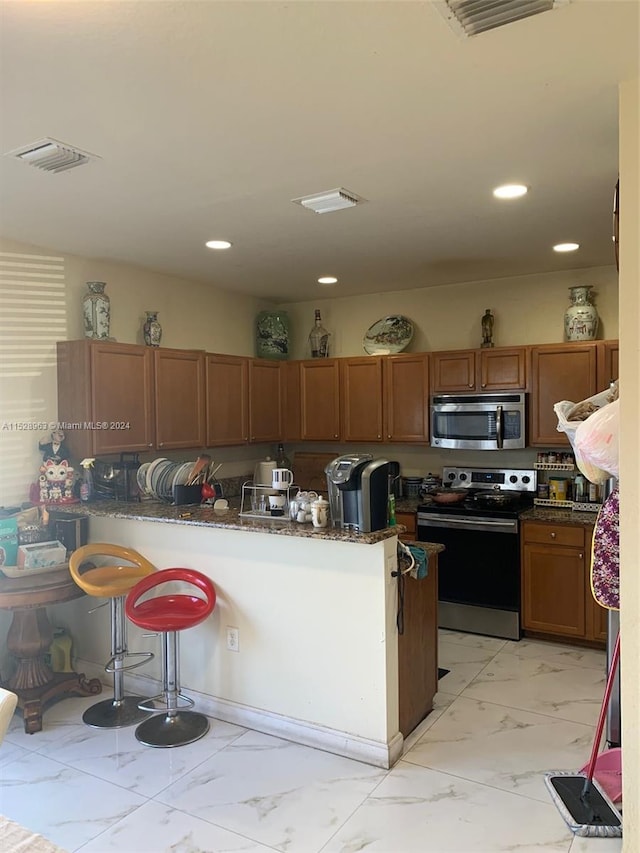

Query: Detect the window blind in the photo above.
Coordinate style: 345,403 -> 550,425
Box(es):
0,251 -> 67,505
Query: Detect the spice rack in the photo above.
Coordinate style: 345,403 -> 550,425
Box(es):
533,462 -> 601,511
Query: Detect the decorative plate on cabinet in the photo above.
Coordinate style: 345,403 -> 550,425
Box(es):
363,315 -> 414,354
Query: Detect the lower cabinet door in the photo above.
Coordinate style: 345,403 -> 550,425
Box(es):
522,542 -> 586,637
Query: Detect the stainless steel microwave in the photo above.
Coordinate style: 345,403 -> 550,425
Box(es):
430,393 -> 526,450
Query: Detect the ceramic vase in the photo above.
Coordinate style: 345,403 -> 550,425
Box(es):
83,281 -> 111,340
255,311 -> 289,360
143,310 -> 162,347
564,285 -> 599,341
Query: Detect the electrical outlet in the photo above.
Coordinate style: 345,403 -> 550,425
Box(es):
226,626 -> 239,652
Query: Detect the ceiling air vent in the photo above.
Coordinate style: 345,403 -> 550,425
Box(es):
435,0 -> 571,38
5,137 -> 97,173
291,188 -> 365,214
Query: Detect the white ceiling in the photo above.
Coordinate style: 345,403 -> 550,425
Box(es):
0,1 -> 637,303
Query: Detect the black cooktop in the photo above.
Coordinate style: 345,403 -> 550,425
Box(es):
417,491 -> 534,520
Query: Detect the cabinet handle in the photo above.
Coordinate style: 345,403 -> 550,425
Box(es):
377,434 -> 381,439
388,434 -> 391,439
148,443 -> 152,448
550,532 -> 556,538
579,553 -> 583,559
159,442 -> 164,448
468,383 -> 473,388
334,434 -> 338,438
481,383 -> 486,388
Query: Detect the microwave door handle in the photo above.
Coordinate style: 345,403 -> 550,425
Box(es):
496,405 -> 503,449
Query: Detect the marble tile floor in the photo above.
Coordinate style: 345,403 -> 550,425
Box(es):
0,630 -> 621,853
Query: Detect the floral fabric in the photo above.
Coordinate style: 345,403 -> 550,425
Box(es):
591,486 -> 620,610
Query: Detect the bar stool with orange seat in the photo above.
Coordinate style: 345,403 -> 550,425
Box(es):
125,567 -> 216,748
69,543 -> 156,728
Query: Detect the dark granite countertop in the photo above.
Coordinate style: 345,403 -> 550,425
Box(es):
519,506 -> 599,527
55,499 -> 448,548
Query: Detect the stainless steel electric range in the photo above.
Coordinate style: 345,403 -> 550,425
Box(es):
417,466 -> 536,641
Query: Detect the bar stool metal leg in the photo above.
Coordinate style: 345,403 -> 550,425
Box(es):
134,630 -> 210,748
82,596 -> 153,729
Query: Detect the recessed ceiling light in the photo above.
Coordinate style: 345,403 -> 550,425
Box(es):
493,184 -> 528,199
318,276 -> 338,285
205,240 -> 232,250
553,242 -> 580,253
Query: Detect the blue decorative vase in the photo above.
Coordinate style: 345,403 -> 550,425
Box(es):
255,311 -> 289,360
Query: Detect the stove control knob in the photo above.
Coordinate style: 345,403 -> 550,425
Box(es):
447,472 -> 456,481
509,475 -> 518,483
522,475 -> 531,484
459,473 -> 467,481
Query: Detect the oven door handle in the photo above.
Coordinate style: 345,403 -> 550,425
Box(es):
418,516 -> 518,533
496,405 -> 503,449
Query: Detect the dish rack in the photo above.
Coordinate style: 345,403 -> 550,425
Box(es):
239,481 -> 297,522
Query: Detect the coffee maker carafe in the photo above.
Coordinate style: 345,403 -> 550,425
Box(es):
325,454 -> 390,533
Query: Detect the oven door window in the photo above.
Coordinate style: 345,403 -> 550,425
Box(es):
420,522 -> 520,611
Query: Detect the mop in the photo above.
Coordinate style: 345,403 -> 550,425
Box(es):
544,486 -> 622,837
545,633 -> 622,836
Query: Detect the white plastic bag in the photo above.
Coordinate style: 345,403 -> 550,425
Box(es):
553,389 -> 613,450
574,399 -> 619,481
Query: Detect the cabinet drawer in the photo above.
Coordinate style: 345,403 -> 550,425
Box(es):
523,523 -> 584,548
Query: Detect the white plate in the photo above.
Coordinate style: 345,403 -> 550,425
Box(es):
137,462 -> 150,494
145,457 -> 168,496
363,315 -> 414,355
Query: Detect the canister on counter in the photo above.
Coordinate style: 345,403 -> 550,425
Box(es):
548,477 -> 567,501
537,482 -> 549,499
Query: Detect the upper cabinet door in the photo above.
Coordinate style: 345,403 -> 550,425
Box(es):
431,350 -> 475,393
205,354 -> 249,446
384,353 -> 430,442
479,347 -> 527,391
530,343 -> 597,446
154,348 -> 206,450
597,340 -> 619,389
341,357 -> 384,442
300,359 -> 341,441
248,359 -> 282,442
89,341 -> 155,455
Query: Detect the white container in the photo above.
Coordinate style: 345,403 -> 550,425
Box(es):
311,495 -> 330,528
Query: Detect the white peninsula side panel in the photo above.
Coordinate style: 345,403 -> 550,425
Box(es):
57,515 -> 402,767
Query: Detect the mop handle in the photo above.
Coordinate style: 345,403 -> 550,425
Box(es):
584,630 -> 621,785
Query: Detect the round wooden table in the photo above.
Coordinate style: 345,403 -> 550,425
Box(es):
0,569 -> 102,733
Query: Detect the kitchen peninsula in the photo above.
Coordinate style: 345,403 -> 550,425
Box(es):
52,501 -> 443,768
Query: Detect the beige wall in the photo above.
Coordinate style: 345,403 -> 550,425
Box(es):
281,266 -> 619,359
618,76 -> 639,851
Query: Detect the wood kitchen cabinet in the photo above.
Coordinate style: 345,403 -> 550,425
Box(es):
384,353 -> 430,442
597,339 -> 619,390
57,340 -> 155,458
154,348 -> 205,450
396,511 -> 417,542
397,550 -> 439,736
340,357 -> 384,442
339,353 -> 430,443
205,353 -> 249,446
431,347 -> 526,393
431,349 -> 475,392
248,359 -> 283,442
299,359 -> 341,441
530,343 -> 598,446
521,521 -> 605,645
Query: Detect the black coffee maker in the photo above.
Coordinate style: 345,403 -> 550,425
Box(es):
325,454 -> 390,533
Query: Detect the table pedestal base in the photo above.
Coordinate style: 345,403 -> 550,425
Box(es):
5,671 -> 103,734
3,598 -> 102,734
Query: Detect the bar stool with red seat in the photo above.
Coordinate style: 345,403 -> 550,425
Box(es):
69,543 -> 156,728
125,567 -> 216,748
